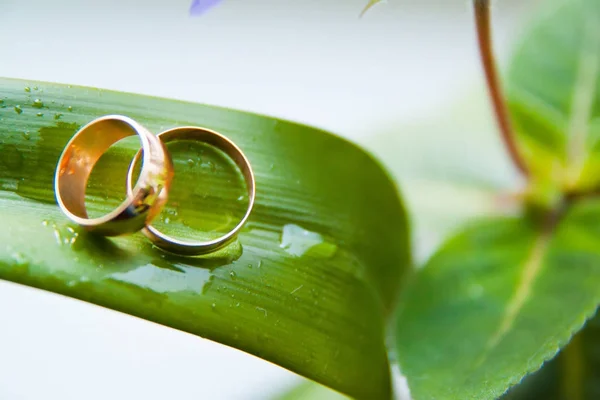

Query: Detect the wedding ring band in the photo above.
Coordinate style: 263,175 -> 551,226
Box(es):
126,126 -> 255,255
55,115 -> 174,236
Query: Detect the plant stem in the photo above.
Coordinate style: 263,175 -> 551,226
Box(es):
473,0 -> 529,177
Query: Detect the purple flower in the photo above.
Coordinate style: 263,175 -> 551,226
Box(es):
190,0 -> 222,16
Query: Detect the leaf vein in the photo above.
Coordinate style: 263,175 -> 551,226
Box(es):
474,229 -> 552,371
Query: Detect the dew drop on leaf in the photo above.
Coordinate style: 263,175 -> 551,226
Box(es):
11,252 -> 29,267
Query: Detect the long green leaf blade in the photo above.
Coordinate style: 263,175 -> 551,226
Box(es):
0,77 -> 410,399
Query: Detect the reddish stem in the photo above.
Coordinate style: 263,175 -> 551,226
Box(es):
474,0 -> 529,177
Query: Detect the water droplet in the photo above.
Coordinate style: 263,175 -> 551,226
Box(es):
11,252 -> 29,267
80,276 -> 90,283
33,86 -> 38,91
256,307 -> 268,317
269,163 -> 275,171
32,99 -> 43,108
21,131 -> 30,140
41,220 -> 49,226
14,105 -> 22,114
235,302 -> 240,307
36,112 -> 43,117
186,158 -> 195,167
211,303 -> 217,311
237,195 -> 245,202
109,264 -> 213,294
51,224 -> 80,246
67,280 -> 77,287
247,263 -> 252,269
230,271 -> 237,280
279,224 -> 337,257
201,161 -> 216,172
202,275 -> 214,294
164,217 -> 171,224
24,86 -> 31,92
54,113 -> 63,120
67,106 -> 73,112
230,293 -> 235,299
257,260 -> 263,268
64,227 -> 79,246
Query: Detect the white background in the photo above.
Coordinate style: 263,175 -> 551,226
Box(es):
0,1 -> 533,399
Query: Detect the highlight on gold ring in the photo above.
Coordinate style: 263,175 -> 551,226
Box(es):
126,126 -> 256,256
54,115 -> 174,236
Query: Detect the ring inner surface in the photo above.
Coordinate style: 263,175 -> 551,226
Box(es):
150,138 -> 248,243
57,119 -> 140,220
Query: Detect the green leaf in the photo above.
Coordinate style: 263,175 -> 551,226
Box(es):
507,0 -> 600,191
502,310 -> 600,400
0,77 -> 410,399
367,93 -> 519,262
395,200 -> 600,400
360,0 -> 383,17
274,380 -> 349,400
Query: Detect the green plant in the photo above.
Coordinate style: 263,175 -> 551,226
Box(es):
0,0 -> 598,399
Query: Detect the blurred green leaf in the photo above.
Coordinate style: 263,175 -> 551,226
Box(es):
0,77 -> 410,399
360,0 -> 383,17
502,309 -> 600,400
395,200 -> 600,400
507,0 -> 600,192
367,93 -> 520,262
274,380 -> 348,400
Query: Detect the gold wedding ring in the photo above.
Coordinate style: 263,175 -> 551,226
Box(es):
126,126 -> 256,256
55,115 -> 173,236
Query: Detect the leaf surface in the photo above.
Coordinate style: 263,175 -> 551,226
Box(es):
501,309 -> 600,400
508,0 -> 600,191
0,78 -> 410,399
395,200 -> 600,400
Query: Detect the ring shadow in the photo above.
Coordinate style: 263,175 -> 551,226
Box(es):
74,228 -> 242,273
